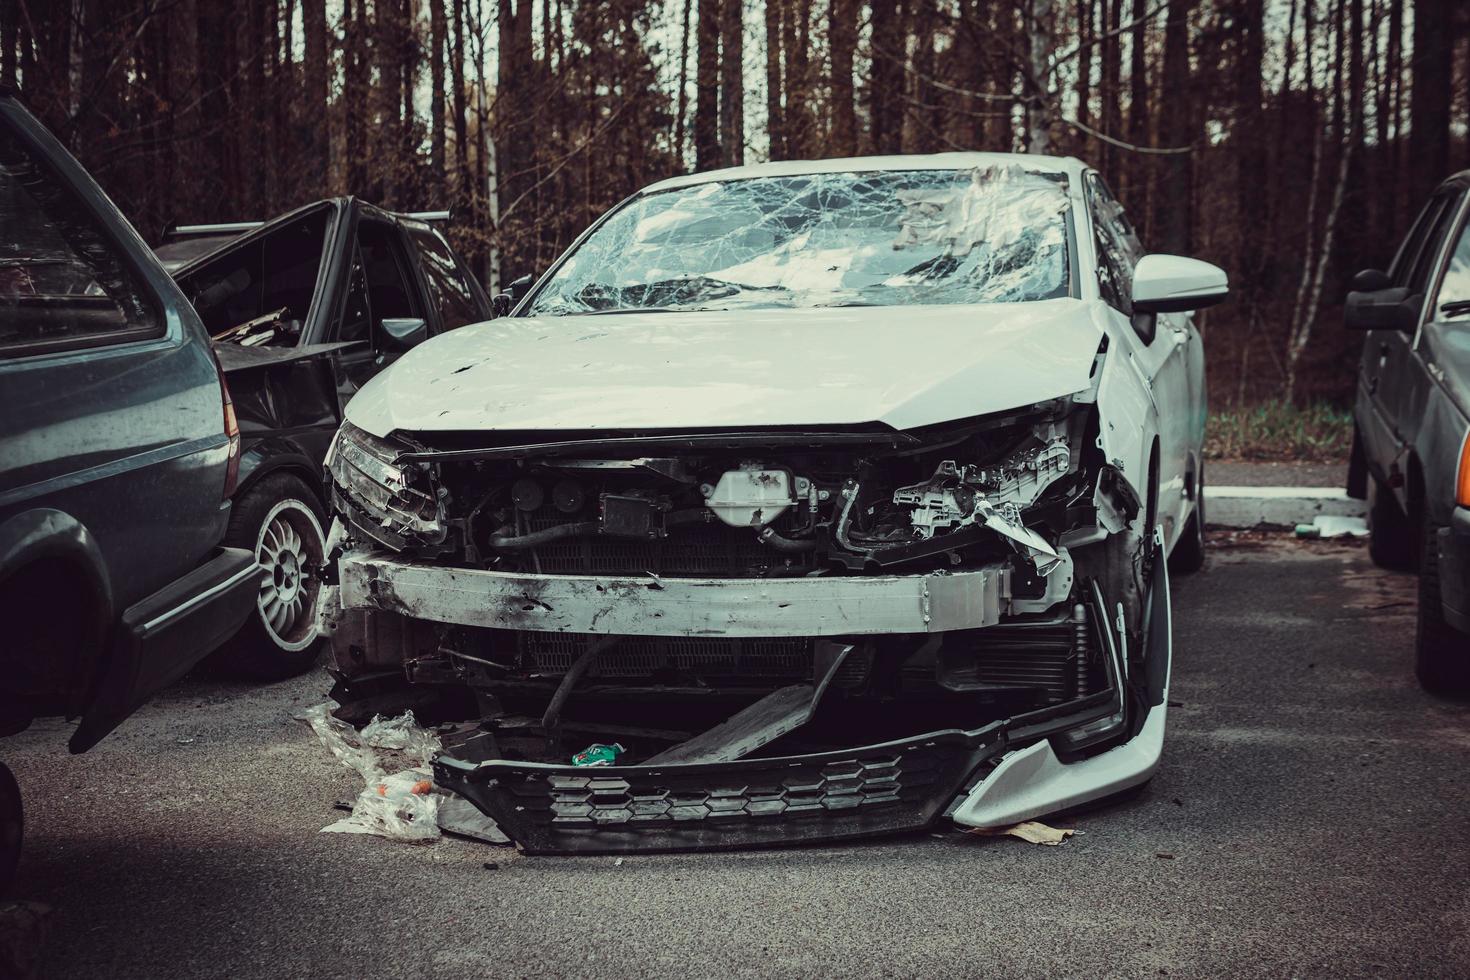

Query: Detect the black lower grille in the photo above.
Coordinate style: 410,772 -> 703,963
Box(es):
938,619 -> 1085,704
434,727 -> 1002,854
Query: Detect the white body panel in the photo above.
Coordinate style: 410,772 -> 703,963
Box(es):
345,299 -> 1107,438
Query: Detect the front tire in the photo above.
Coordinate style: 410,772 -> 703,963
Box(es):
1368,476 -> 1416,571
1416,518 -> 1470,696
220,474 -> 327,681
0,762 -> 21,897
1169,461 -> 1206,575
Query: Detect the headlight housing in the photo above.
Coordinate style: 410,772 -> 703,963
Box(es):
328,422 -> 447,549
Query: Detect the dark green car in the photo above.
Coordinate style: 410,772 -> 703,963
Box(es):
1347,170 -> 1470,694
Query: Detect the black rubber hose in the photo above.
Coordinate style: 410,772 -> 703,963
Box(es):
488,521 -> 599,549
757,526 -> 817,553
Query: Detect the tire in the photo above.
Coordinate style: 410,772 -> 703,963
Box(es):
219,474 -> 327,681
1169,461 -> 1206,575
0,762 -> 21,897
1415,518 -> 1470,696
1368,476 -> 1416,570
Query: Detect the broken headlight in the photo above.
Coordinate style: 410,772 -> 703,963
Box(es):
834,407 -> 1081,570
328,421 -> 447,548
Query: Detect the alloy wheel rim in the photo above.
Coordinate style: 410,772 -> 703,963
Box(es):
256,500 -> 325,652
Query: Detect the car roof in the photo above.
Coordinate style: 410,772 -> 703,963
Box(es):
642,152 -> 1090,194
1436,170 -> 1470,194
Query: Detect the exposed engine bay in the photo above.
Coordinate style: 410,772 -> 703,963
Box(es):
320,380 -> 1168,853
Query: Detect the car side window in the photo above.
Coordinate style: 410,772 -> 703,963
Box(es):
1430,210 -> 1470,317
405,223 -> 481,331
1085,176 -> 1137,314
1393,193 -> 1460,294
0,123 -> 160,356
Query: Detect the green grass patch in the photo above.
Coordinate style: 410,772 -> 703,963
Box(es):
1205,400 -> 1353,462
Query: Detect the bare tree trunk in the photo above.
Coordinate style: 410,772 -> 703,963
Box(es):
302,0 -> 328,196
1,1 -> 17,88
1024,0 -> 1055,154
908,0 -> 939,152
1408,0 -> 1452,207
1286,2 -> 1356,405
1099,0 -> 1120,172
766,0 -> 785,159
695,0 -> 721,169
1075,0 -> 1093,159
675,0 -> 692,167
344,0 -> 369,195
868,0 -> 904,154
719,0 -> 744,166
451,0 -> 468,198
1155,0 -> 1193,253
785,0 -> 813,156
1125,0 -> 1148,224
828,0 -> 857,155
429,0 -> 446,195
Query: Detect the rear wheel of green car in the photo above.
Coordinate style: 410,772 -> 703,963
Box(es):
219,474 -> 327,681
0,762 -> 21,897
1368,476 -> 1416,571
1416,518 -> 1470,696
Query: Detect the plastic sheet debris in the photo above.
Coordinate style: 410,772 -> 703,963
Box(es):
571,742 -> 625,767
967,820 -> 1076,846
1294,515 -> 1369,539
299,701 -> 465,843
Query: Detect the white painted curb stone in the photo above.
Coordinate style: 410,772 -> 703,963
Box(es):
1205,486 -> 1366,529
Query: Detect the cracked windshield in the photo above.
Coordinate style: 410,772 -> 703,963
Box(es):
528,164 -> 1072,315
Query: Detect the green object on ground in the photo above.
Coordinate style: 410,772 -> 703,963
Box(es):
571,743 -> 625,767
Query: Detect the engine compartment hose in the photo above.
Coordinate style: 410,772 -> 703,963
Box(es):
488,521 -> 599,549
757,526 -> 817,553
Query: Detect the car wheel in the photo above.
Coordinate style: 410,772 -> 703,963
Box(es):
1169,461 -> 1206,575
1368,476 -> 1416,570
0,762 -> 21,896
220,474 -> 327,681
1416,518 -> 1470,696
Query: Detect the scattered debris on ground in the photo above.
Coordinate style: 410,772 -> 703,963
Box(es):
1294,515 -> 1368,539
968,820 -> 1076,845
298,702 -> 508,845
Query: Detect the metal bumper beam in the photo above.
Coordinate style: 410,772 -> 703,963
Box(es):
337,551 -> 1010,637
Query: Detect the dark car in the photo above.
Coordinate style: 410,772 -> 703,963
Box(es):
157,199 -> 492,679
0,90 -> 260,885
1347,171 -> 1470,693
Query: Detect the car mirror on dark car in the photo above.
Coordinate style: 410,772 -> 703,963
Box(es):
1352,268 -> 1392,291
380,316 -> 428,350
1345,288 -> 1421,332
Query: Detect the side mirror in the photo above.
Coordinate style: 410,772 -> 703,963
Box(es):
380,316 -> 428,350
1131,254 -> 1229,314
1345,288 -> 1422,332
1353,268 -> 1391,291
492,273 -> 536,319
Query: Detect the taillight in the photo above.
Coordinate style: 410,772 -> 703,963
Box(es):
1458,429 -> 1470,508
221,374 -> 241,500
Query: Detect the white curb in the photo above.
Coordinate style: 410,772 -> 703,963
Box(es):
1205,486 -> 1366,529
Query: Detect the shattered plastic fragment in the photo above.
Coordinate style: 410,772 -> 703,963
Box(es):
299,701 -> 446,842
968,820 -> 1076,845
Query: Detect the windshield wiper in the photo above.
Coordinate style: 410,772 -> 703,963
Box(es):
1440,299 -> 1470,319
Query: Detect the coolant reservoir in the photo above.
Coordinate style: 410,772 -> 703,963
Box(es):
703,467 -> 794,528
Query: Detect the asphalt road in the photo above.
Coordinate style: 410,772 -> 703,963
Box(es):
6,536 -> 1470,978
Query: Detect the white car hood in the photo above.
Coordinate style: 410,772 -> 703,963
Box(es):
346,298 -> 1109,437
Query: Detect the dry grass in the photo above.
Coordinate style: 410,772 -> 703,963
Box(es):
1204,400 -> 1353,462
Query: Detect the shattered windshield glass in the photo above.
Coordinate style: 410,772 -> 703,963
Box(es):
527,165 -> 1072,316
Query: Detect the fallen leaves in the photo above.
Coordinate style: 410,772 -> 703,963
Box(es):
968,820 -> 1076,846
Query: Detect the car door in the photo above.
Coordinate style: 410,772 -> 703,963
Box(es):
1085,173 -> 1192,543
333,216 -> 428,401
1361,190 -> 1464,488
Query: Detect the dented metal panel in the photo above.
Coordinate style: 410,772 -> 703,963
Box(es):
337,552 -> 1009,636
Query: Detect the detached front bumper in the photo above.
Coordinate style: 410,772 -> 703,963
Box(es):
330,543 -> 1169,854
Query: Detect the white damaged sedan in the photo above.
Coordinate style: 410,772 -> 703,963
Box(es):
320,153 -> 1227,854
